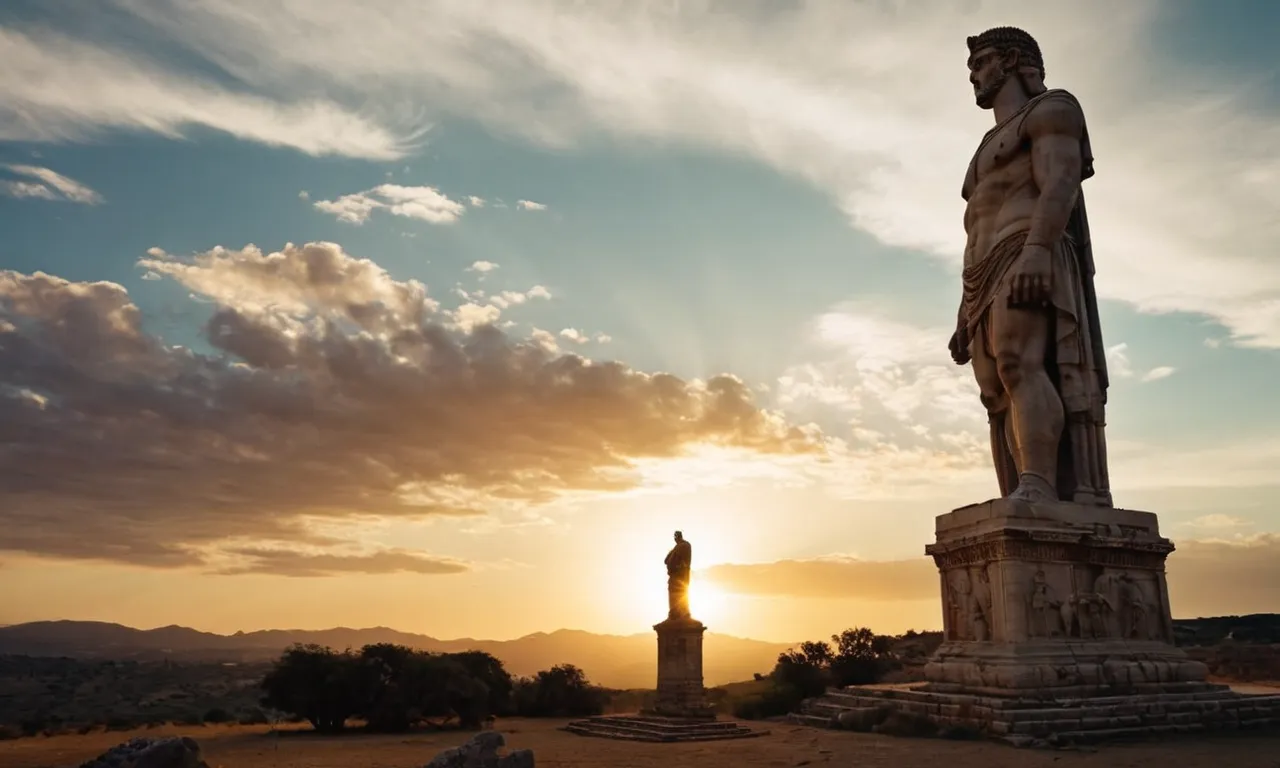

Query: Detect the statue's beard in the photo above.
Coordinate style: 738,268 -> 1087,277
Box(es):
974,69 -> 1010,109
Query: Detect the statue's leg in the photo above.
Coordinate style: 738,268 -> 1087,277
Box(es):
990,299 -> 1063,502
971,318 -> 1018,496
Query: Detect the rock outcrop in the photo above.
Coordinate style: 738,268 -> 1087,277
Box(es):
79,737 -> 208,768
424,731 -> 534,768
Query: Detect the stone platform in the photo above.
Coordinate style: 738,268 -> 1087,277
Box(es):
564,714 -> 766,743
793,683 -> 1280,747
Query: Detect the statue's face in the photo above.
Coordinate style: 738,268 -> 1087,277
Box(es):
967,46 -> 1011,109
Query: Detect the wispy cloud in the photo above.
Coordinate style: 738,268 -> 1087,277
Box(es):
516,199 -> 548,211
1,164 -> 103,204
703,534 -> 1280,619
87,0 -> 1280,347
214,546 -> 471,577
1105,342 -> 1176,383
0,25 -> 413,159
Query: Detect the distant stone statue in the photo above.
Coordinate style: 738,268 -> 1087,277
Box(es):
664,530 -> 692,619
950,26 -> 1112,506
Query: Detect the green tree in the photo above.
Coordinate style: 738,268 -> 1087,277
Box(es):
259,644 -> 360,733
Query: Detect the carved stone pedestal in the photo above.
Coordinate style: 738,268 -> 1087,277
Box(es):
792,499 -> 1280,746
922,498 -> 1206,695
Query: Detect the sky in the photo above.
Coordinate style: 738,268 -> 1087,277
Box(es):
1,0 -> 1279,644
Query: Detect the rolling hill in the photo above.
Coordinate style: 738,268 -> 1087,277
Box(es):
0,621 -> 793,689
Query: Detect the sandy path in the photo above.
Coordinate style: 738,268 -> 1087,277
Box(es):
2,719 -> 1279,768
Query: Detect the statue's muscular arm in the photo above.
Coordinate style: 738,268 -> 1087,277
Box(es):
1010,97 -> 1085,307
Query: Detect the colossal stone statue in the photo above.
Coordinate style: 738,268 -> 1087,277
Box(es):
949,26 -> 1112,506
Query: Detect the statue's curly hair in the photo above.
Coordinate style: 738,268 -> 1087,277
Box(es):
966,26 -> 1044,79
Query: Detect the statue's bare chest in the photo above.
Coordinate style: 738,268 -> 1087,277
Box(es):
962,117 -> 1031,200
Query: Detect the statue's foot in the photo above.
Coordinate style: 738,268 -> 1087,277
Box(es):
1008,473 -> 1058,503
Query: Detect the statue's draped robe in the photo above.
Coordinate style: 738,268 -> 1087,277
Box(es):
664,540 -> 692,617
960,88 -> 1112,506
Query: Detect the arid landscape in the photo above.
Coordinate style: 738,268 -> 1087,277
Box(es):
5,719 -> 1280,768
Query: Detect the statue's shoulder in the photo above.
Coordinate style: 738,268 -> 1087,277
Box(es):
1020,89 -> 1085,137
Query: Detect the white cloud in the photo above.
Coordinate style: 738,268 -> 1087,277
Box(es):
1106,343 -> 1135,378
516,199 -> 548,211
298,190 -> 310,201
778,303 -> 981,435
0,26 -> 412,160
313,183 -> 466,225
467,196 -> 486,208
1182,514 -> 1250,530
90,0 -> 1280,349
1,164 -> 103,204
527,285 -> 552,300
451,302 -> 502,332
466,260 -> 499,273
1107,343 -> 1175,383
559,328 -> 587,344
1,181 -> 57,200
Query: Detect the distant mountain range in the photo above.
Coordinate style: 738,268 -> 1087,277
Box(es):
0,621 -> 794,689
2,614 -> 1275,691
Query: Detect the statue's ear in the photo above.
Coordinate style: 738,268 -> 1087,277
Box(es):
999,47 -> 1020,72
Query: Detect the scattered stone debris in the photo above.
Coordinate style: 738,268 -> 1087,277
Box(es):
424,731 -> 534,768
79,736 -> 209,768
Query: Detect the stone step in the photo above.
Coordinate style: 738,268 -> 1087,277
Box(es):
793,687 -> 1280,746
574,716 -> 750,733
563,716 -> 766,743
564,723 -> 765,743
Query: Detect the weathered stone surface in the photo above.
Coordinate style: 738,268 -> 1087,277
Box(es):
923,497 -> 1206,697
79,737 -> 208,768
423,731 -> 533,768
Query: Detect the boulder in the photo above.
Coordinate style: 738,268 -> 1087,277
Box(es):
424,731 -> 534,768
79,737 -> 208,768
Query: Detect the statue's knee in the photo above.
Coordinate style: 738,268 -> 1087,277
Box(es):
995,351 -> 1025,388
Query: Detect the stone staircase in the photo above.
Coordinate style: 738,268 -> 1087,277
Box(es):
564,714 -> 767,743
792,683 -> 1280,747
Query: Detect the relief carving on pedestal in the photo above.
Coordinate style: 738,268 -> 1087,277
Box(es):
946,564 -> 993,641
1028,568 -> 1066,638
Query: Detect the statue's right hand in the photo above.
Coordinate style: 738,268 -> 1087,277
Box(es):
948,328 -> 971,366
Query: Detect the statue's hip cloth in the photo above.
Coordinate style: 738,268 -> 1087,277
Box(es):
960,229 -> 1104,420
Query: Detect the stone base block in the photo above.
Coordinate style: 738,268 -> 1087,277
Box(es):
924,639 -> 1208,697
924,497 -> 1208,693
564,714 -> 766,743
794,684 -> 1280,747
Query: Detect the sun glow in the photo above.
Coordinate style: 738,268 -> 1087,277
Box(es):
686,579 -> 730,627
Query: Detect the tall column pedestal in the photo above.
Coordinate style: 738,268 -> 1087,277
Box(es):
565,613 -> 766,742
644,616 -> 714,719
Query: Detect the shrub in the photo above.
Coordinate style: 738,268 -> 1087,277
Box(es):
202,707 -> 233,724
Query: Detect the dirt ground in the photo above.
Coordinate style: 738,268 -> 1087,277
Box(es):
3,719 -> 1280,768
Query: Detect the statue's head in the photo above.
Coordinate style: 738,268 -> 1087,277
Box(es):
966,26 -> 1046,109
674,530 -> 683,541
